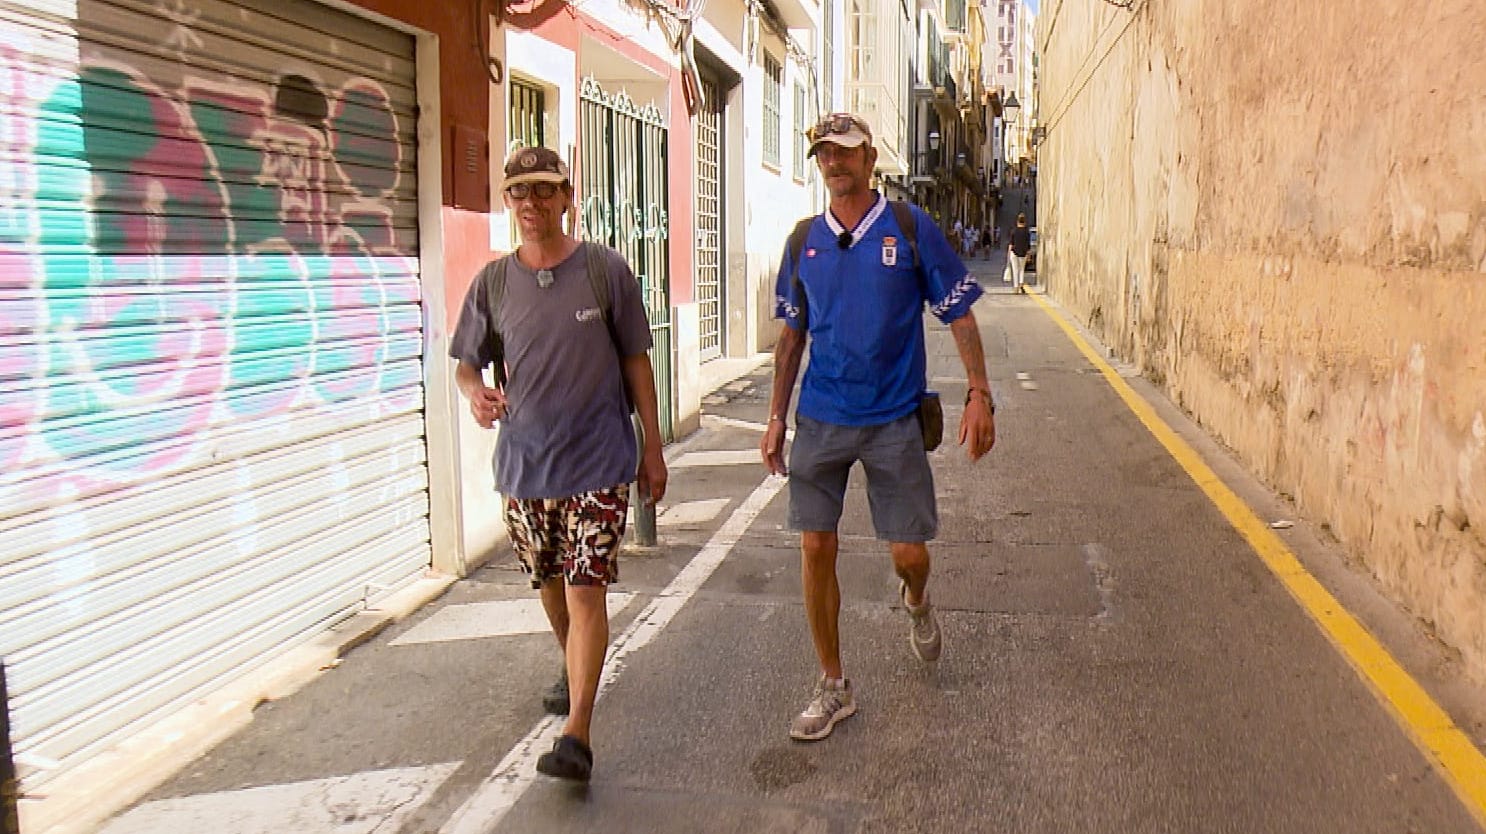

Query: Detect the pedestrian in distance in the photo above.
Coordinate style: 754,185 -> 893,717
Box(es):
760,113 -> 997,742
449,146 -> 668,781
1008,212 -> 1032,294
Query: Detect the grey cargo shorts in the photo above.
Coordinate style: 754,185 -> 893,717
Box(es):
787,413 -> 938,542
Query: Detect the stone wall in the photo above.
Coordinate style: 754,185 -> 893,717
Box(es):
1036,0 -> 1486,681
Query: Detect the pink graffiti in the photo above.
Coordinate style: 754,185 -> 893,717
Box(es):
2,45 -> 42,470
7,57 -> 416,511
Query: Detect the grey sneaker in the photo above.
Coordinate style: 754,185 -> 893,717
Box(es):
789,677 -> 856,741
900,581 -> 942,662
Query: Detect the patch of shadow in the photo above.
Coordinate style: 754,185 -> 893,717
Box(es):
749,745 -> 817,792
735,572 -> 768,594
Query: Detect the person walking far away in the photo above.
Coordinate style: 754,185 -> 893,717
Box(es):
1008,212 -> 1032,294
759,113 -> 997,742
961,224 -> 979,260
449,146 -> 668,781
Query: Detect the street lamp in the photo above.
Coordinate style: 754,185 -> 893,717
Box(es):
1002,92 -> 1020,124
914,129 -> 941,177
1001,92 -> 1022,184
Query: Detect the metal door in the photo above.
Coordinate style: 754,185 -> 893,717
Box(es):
695,76 -> 724,362
0,0 -> 426,791
577,77 -> 673,442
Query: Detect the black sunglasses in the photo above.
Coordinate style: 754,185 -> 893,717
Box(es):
505,181 -> 560,200
807,114 -> 867,143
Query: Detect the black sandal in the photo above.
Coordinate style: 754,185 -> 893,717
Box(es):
536,734 -> 593,781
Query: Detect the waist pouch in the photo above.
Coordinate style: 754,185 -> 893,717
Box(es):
916,392 -> 943,452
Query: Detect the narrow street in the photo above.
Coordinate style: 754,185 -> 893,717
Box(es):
99,257 -> 1485,834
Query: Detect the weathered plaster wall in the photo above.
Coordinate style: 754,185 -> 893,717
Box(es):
1037,0 -> 1486,680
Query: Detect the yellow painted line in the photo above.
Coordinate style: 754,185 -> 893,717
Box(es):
1031,292 -> 1486,830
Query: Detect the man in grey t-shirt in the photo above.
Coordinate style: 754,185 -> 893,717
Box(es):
449,146 -> 667,781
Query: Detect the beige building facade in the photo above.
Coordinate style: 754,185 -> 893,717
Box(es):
1036,1 -> 1486,682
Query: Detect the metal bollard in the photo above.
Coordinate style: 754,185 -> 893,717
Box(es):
630,414 -> 657,547
633,483 -> 657,547
2,662 -> 19,834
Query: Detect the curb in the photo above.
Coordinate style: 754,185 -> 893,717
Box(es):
22,574 -> 456,834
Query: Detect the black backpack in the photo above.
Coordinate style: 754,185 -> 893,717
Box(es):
784,200 -> 922,327
479,242 -> 626,392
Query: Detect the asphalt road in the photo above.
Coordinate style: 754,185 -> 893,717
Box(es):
102,257 -> 1485,834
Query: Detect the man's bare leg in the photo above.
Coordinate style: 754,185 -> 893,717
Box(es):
890,542 -> 931,607
561,583 -> 608,746
801,530 -> 843,679
539,576 -> 569,650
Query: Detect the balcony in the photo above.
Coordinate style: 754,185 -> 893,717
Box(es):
847,83 -> 908,176
943,0 -> 966,32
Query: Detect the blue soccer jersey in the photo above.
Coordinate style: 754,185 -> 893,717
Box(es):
773,194 -> 982,426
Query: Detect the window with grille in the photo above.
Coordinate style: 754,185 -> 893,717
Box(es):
850,0 -> 875,82
793,82 -> 808,180
763,53 -> 782,167
509,78 -> 546,151
822,0 -> 834,109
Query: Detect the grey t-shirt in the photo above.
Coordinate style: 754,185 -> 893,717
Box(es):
449,242 -> 653,499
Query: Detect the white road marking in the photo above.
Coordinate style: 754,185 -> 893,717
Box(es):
657,498 -> 732,527
100,763 -> 460,834
389,595 -> 635,646
701,414 -> 769,433
669,449 -> 763,468
439,473 -> 788,834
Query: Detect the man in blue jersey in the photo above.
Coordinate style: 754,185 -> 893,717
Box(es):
760,113 -> 996,742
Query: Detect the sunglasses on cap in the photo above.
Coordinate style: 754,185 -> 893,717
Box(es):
806,114 -> 869,143
505,182 -> 560,200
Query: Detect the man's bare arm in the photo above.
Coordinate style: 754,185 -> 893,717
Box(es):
760,323 -> 807,475
621,353 -> 668,504
455,361 -> 504,428
949,310 -> 995,461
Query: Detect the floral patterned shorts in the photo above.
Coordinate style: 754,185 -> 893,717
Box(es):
504,484 -> 629,588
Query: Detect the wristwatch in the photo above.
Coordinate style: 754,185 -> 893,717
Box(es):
965,387 -> 995,414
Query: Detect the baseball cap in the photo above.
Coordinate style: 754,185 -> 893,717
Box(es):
806,112 -> 874,157
502,146 -> 570,188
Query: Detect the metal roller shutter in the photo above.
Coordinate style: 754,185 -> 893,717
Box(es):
0,0 -> 427,790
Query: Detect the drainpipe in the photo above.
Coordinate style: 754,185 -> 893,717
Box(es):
2,662 -> 18,834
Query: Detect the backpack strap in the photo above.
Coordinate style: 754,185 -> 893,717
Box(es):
787,216 -> 816,328
786,202 -> 926,329
887,200 -> 931,302
584,241 -> 612,320
483,255 -> 512,388
583,241 -> 636,412
485,243 -> 624,388
583,241 -> 627,358
887,200 -> 921,270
